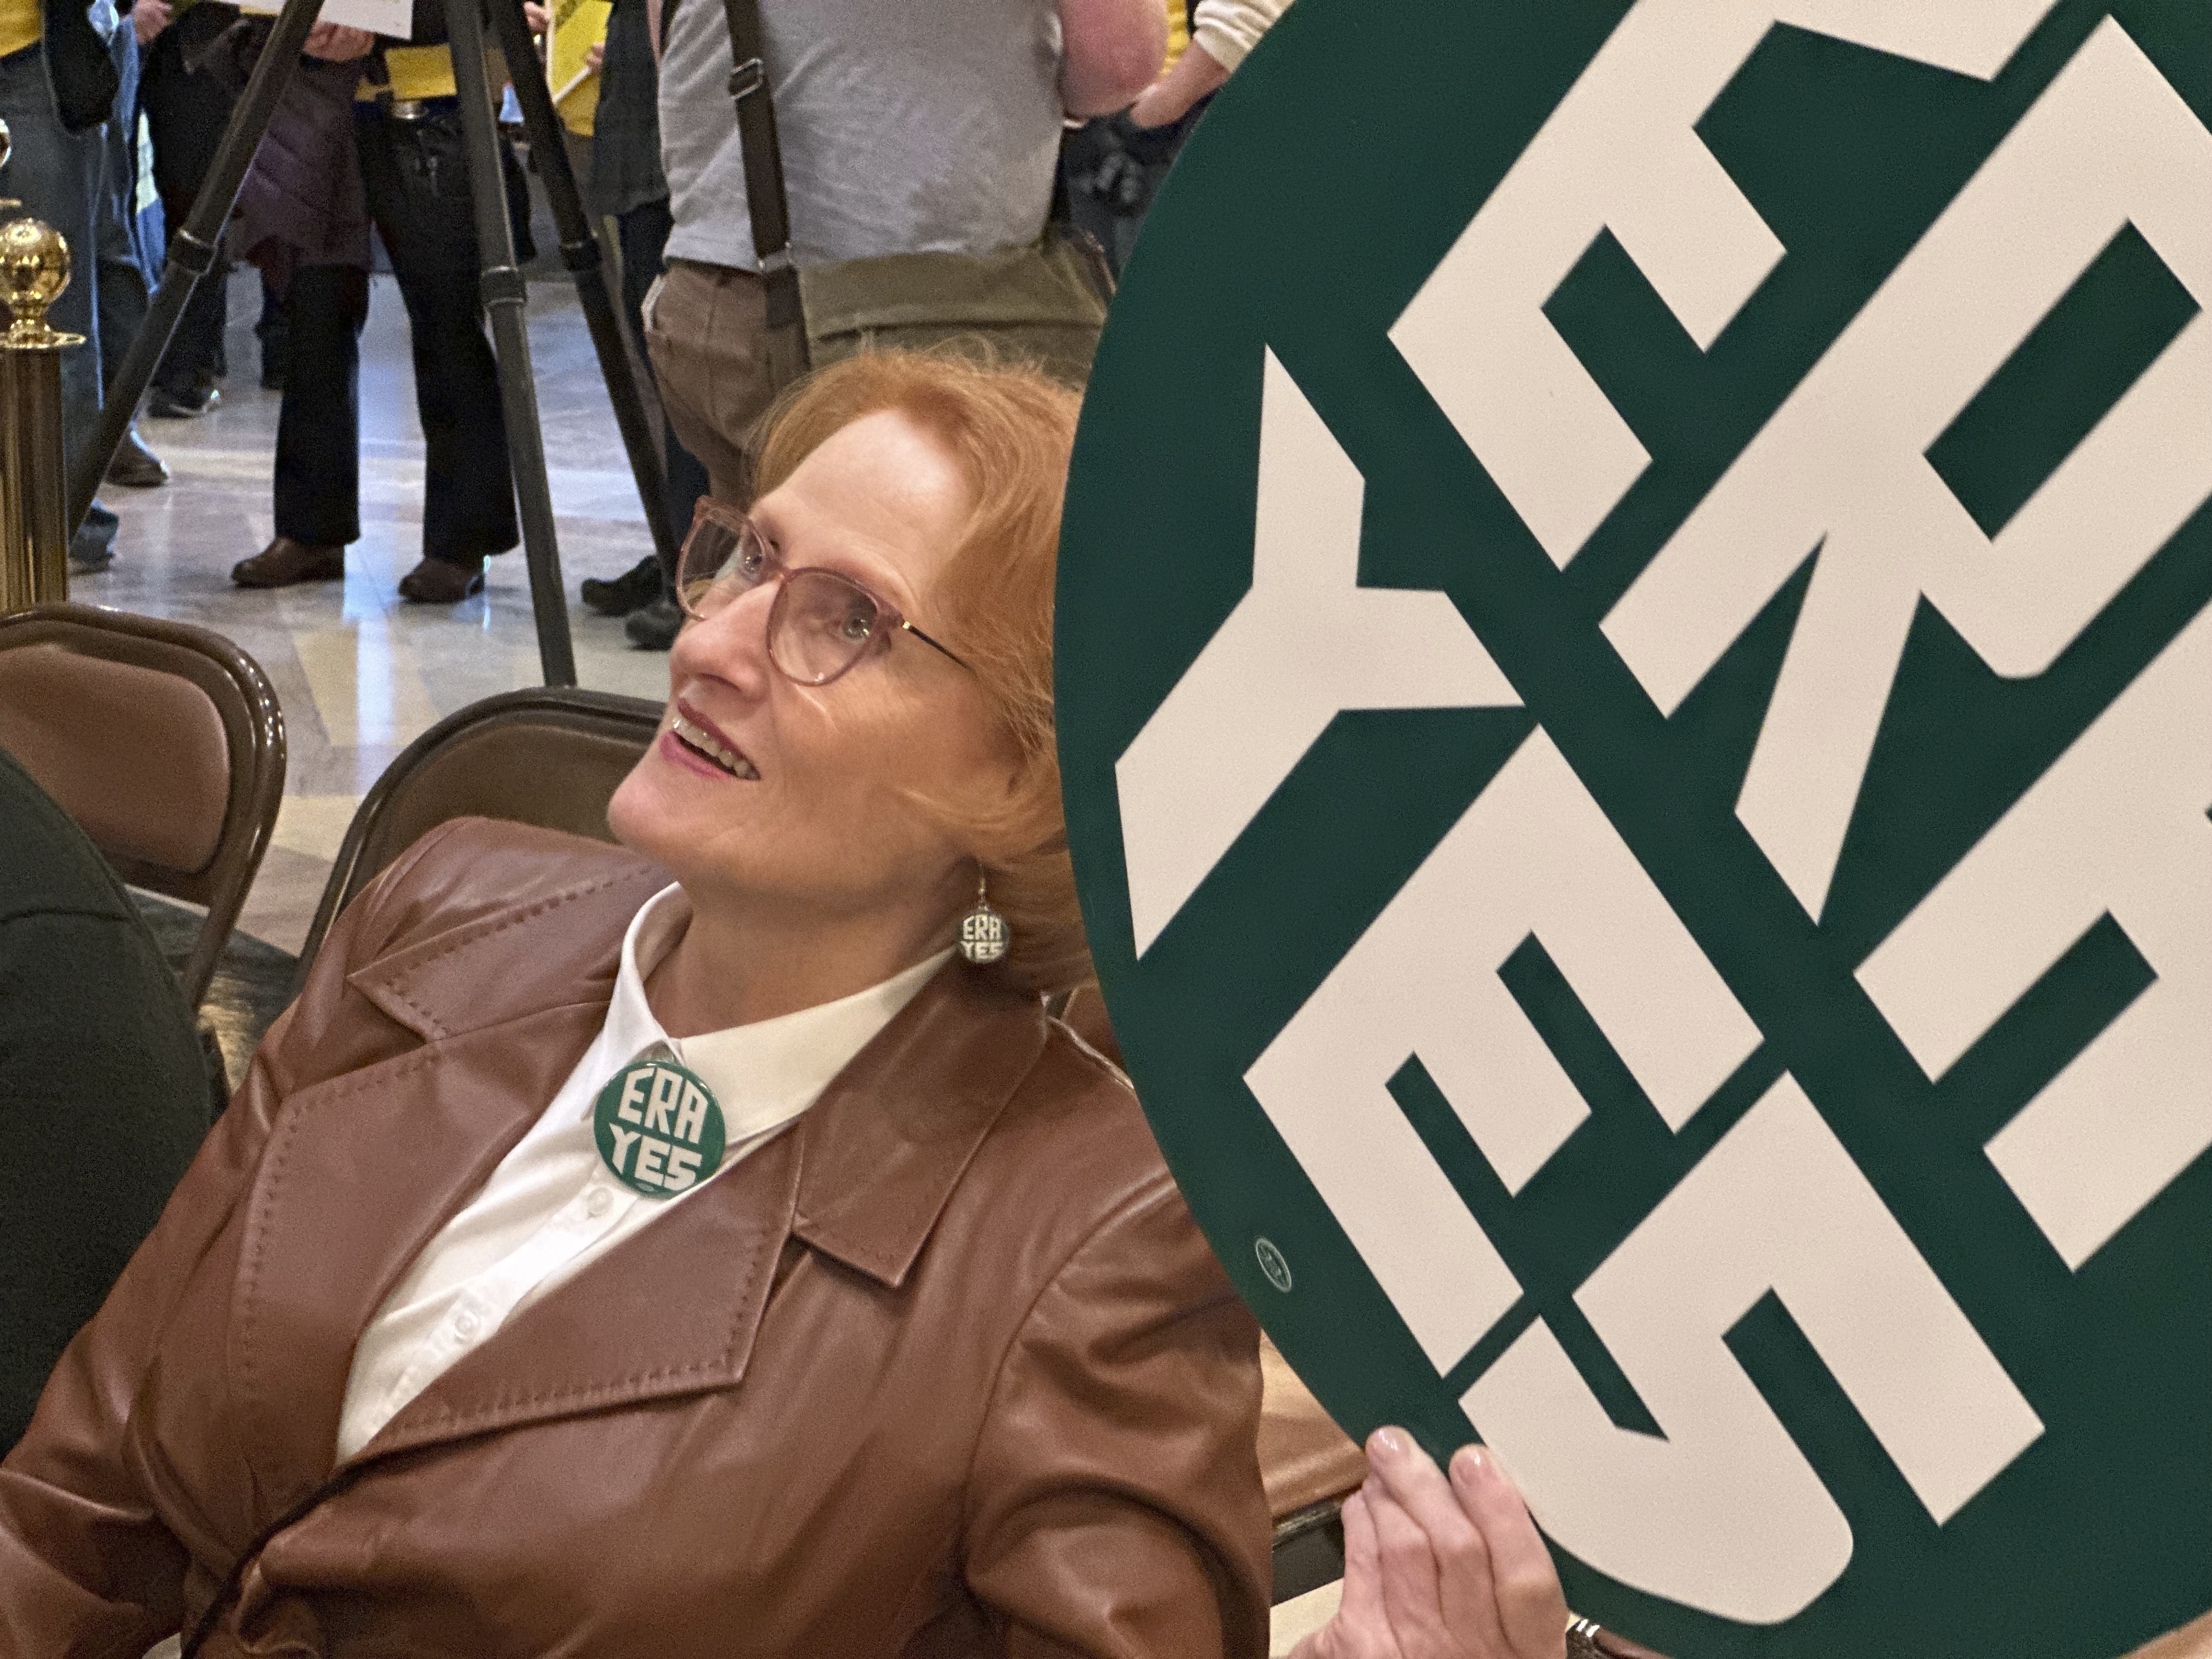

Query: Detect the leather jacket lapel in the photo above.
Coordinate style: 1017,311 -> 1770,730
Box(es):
338,967 -> 1048,1460
360,1125 -> 805,1460
228,999 -> 608,1506
227,858 -> 659,1508
791,964 -> 1047,1288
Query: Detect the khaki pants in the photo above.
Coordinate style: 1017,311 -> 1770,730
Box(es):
642,253 -> 1104,505
641,259 -> 780,505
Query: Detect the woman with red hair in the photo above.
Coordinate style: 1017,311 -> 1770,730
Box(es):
1,351 -> 1574,1659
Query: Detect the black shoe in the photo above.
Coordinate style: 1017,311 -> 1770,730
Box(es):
398,555 -> 487,603
106,425 -> 169,488
582,554 -> 665,616
147,381 -> 221,419
625,594 -> 682,651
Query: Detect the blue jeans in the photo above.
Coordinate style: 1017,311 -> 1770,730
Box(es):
0,38 -> 121,564
96,21 -> 151,392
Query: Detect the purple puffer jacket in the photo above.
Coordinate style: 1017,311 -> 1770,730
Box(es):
228,42 -> 371,294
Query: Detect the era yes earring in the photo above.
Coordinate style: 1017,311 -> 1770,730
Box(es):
957,873 -> 1010,966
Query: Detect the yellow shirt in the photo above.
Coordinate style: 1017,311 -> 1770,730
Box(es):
1161,0 -> 1188,72
0,0 -> 42,64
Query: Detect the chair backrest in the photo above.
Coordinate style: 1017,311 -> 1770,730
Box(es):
297,686 -> 664,983
0,603 -> 286,1008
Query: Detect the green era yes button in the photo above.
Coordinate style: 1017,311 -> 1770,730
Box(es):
594,1058 -> 726,1197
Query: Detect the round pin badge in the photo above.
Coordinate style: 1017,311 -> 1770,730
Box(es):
593,1056 -> 727,1198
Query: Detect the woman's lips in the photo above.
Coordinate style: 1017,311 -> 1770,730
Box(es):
658,730 -> 732,781
667,708 -> 760,780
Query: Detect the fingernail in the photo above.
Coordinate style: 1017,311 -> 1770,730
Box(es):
1452,1444 -> 1490,1481
1370,1426 -> 1407,1459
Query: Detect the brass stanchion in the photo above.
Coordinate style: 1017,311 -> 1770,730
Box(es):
0,116 -> 81,614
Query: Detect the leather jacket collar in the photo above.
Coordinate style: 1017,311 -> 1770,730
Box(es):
236,859 -> 1045,1499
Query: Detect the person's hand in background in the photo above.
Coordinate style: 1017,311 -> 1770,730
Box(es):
1293,1429 -> 1569,1659
1126,38 -> 1227,129
132,0 -> 172,48
303,21 -> 375,59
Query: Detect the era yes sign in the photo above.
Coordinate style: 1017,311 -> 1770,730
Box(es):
1057,1 -> 2212,1652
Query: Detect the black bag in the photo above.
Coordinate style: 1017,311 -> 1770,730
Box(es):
40,0 -> 119,132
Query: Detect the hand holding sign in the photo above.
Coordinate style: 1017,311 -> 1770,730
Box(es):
303,21 -> 375,60
1294,1432 -> 1570,1659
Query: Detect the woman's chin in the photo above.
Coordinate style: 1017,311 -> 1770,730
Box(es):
608,756 -> 715,857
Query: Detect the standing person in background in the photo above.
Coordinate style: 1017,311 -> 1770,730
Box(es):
0,0 -> 128,570
133,0 -> 242,418
624,0 -> 1164,650
1063,0 -> 1289,275
565,0 -> 710,637
89,0 -> 168,489
225,7 -> 522,605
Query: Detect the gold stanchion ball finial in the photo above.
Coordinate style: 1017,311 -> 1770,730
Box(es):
0,218 -> 83,349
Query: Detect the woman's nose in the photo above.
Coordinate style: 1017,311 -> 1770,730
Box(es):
672,579 -> 778,689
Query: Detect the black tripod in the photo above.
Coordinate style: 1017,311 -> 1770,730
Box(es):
68,0 -> 680,685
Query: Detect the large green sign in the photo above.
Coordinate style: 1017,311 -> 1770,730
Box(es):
1056,2 -> 2211,1652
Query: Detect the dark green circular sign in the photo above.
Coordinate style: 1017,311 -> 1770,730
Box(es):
1057,2 -> 2212,1653
593,1057 -> 726,1198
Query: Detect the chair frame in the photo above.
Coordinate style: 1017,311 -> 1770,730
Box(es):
0,603 -> 286,1008
297,685 -> 664,984
1271,1499 -> 1348,1605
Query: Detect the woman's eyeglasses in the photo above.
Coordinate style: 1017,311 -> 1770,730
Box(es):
674,499 -> 973,687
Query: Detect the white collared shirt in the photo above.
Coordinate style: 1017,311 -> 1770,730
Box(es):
335,884 -> 951,1463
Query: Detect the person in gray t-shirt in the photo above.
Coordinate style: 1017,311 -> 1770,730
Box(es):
619,0 -> 1161,644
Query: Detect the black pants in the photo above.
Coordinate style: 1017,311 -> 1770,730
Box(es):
274,102 -> 516,565
140,20 -> 233,397
616,194 -> 707,566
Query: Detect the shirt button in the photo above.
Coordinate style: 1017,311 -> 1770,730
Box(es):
585,1187 -> 613,1218
453,1309 -> 482,1340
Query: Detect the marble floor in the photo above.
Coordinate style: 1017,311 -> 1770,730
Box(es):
81,268 -> 673,955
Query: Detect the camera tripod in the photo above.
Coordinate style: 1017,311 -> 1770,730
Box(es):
69,0 -> 679,684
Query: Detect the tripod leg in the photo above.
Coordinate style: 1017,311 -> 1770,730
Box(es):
443,0 -> 577,687
486,0 -> 680,582
64,0 -> 327,536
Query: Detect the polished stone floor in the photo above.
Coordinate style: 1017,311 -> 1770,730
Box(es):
81,268 -> 672,957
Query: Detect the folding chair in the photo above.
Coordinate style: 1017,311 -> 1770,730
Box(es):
296,686 -> 663,983
0,603 -> 285,1009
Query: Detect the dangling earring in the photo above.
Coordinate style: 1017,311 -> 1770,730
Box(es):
957,872 -> 1011,966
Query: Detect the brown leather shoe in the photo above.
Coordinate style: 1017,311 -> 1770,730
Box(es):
397,555 -> 487,603
105,426 -> 169,488
232,537 -> 346,588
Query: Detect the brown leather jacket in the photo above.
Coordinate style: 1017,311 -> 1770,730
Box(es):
0,819 -> 1271,1657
